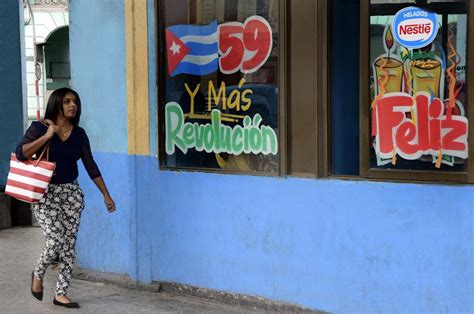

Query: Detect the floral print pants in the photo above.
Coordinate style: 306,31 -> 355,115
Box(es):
32,181 -> 85,296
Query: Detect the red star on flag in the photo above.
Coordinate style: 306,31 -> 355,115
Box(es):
165,29 -> 189,76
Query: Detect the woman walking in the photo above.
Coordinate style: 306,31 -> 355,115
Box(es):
16,87 -> 116,308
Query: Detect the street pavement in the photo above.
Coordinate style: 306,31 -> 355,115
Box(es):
0,227 -> 262,313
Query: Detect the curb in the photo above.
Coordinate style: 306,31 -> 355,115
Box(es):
73,268 -> 326,313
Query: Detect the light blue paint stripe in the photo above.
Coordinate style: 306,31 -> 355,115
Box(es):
147,0 -> 157,157
70,0 -> 127,154
186,42 -> 218,56
169,21 -> 217,39
172,59 -> 218,76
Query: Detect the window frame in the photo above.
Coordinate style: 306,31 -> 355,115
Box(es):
287,0 -> 329,178
156,0 -> 288,177
359,0 -> 474,183
156,0 -> 330,178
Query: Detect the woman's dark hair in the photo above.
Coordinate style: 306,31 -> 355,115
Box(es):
44,87 -> 81,125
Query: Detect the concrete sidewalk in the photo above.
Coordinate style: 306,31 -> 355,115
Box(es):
0,227 -> 261,313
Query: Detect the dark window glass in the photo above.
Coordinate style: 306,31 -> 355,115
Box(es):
331,0 -> 360,175
160,0 -> 279,174
371,0 -> 415,3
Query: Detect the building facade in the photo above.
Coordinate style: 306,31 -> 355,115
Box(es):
23,0 -> 69,123
0,1 -> 26,183
3,0 -> 473,312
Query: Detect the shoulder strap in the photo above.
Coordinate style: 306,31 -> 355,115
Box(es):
34,140 -> 52,167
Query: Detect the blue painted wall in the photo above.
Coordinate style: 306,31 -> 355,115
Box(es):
144,171 -> 474,313
76,153 -> 135,276
69,0 -> 127,154
70,0 -> 135,277
0,0 -> 26,184
70,0 -> 474,313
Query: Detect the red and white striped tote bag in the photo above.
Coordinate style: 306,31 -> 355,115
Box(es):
5,145 -> 56,203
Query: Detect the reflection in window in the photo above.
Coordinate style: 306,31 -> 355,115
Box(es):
369,2 -> 469,171
161,0 -> 279,174
371,0 -> 415,3
428,0 -> 465,2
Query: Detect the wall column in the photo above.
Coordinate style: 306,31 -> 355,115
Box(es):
0,0 -> 26,184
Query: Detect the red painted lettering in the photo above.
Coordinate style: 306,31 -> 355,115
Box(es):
396,122 -> 418,155
372,93 -> 468,163
415,94 -> 430,151
441,118 -> 468,154
399,23 -> 431,36
375,94 -> 412,156
429,98 -> 443,151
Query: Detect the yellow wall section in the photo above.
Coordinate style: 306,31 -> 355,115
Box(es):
126,0 -> 149,155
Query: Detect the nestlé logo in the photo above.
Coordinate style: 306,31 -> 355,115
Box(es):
393,7 -> 438,49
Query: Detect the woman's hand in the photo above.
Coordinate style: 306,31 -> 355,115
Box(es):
104,195 -> 116,213
92,177 -> 115,213
43,119 -> 59,139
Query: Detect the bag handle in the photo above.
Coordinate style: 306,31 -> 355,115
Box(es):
37,120 -> 52,162
34,140 -> 52,167
34,119 -> 53,167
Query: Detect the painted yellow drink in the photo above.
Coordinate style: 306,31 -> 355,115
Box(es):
410,59 -> 442,97
374,57 -> 404,94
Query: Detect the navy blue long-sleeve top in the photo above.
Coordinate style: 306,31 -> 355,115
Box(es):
15,121 -> 102,184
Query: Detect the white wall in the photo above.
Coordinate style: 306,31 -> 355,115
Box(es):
23,5 -> 68,121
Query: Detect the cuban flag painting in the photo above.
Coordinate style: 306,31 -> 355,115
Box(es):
165,21 -> 218,77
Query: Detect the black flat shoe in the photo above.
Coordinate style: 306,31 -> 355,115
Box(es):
53,297 -> 80,308
30,271 -> 43,301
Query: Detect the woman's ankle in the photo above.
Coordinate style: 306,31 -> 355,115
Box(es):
55,294 -> 70,302
32,273 -> 42,288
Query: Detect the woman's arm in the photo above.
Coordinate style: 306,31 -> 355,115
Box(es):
92,176 -> 116,213
80,129 -> 116,213
21,120 -> 58,160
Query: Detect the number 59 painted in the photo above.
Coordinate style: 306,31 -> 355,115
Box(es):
218,15 -> 273,74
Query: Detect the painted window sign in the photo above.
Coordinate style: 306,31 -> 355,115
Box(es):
373,92 -> 467,162
165,21 -> 218,77
393,7 -> 439,49
166,16 -> 272,77
218,16 -> 272,75
370,7 -> 469,170
162,0 -> 279,173
165,103 -> 277,156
